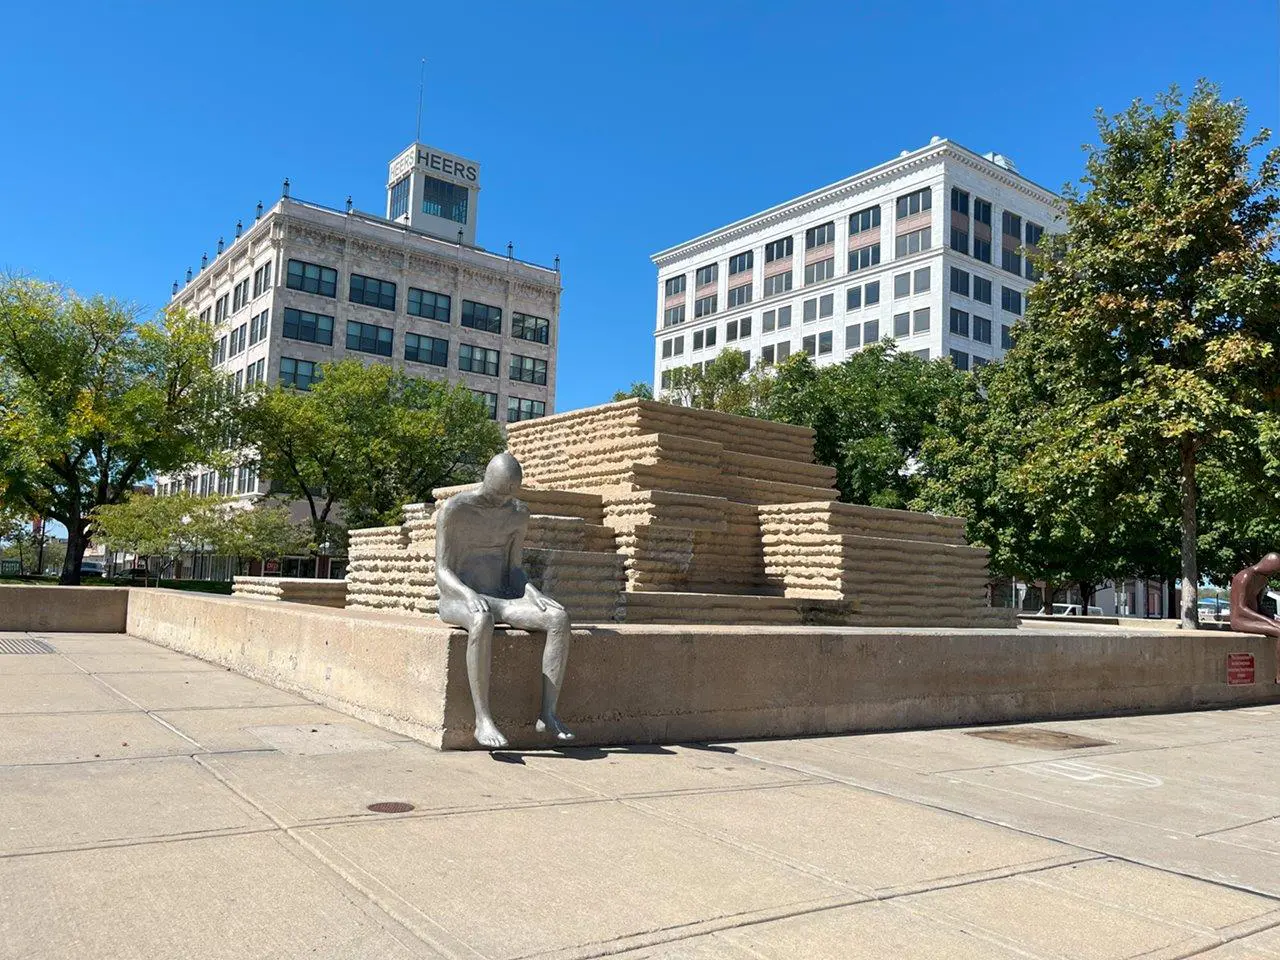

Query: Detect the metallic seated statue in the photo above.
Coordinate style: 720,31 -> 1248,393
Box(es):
434,452 -> 574,748
1229,552 -> 1280,684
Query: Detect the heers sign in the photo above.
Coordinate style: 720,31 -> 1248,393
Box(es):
417,150 -> 478,183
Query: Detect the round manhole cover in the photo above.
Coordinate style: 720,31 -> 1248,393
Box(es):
366,801 -> 415,814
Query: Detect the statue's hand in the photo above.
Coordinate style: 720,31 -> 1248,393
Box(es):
524,583 -> 564,612
465,591 -> 490,614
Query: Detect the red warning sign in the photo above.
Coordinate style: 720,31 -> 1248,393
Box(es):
1227,653 -> 1256,685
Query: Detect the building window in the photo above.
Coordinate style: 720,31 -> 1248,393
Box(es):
461,299 -> 502,334
763,272 -> 793,296
760,344 -> 775,365
229,324 -> 247,356
973,315 -> 992,344
693,327 -> 718,351
280,357 -> 319,391
512,312 -> 550,344
215,294 -> 229,323
805,222 -> 835,248
665,275 -> 687,297
405,333 -> 448,367
913,308 -> 930,333
510,354 -> 548,385
245,357 -> 265,387
863,318 -> 879,344
802,335 -> 816,357
895,187 -> 932,219
912,348 -> 930,360
974,356 -> 990,368
803,298 -> 817,323
662,338 -> 673,359
776,341 -> 791,361
729,251 -> 753,275
1025,222 -> 1044,279
804,258 -> 834,285
458,343 -> 500,376
865,280 -> 880,305
408,287 -> 451,322
848,205 -> 881,236
390,176 -> 410,219
846,286 -> 862,310
252,261 -> 273,298
726,319 -> 738,342
694,294 -> 718,318
913,267 -> 930,292
727,283 -> 752,308
762,310 -> 775,332
848,244 -> 881,274
950,308 -> 970,337
664,304 -> 686,327
1001,286 -> 1023,315
673,335 -> 685,355
695,263 -> 718,287
764,237 -> 793,262
973,198 -> 993,263
346,319 -> 393,357
472,390 -> 498,420
818,330 -> 832,355
214,335 -> 226,365
973,275 -> 992,304
950,188 -> 969,254
423,174 -> 469,224
1002,211 -> 1023,275
286,259 -> 337,297
232,277 -> 250,312
845,324 -> 861,349
894,312 -> 910,337
819,293 -> 834,318
508,397 -> 546,422
199,307 -> 211,326
895,227 -> 931,258
894,273 -> 911,298
282,307 -> 333,345
249,309 -> 270,345
951,267 -> 969,297
739,315 -> 752,337
660,369 -> 673,390
950,349 -> 970,371
1001,324 -> 1014,350
349,273 -> 397,311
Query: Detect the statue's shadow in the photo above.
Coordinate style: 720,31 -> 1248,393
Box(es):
489,742 -> 737,764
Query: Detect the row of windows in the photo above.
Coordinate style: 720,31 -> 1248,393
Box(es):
284,258 -> 548,342
893,266 -> 931,298
278,342 -> 548,389
948,308 -> 995,345
158,467 -> 258,498
804,258 -> 834,285
805,221 -> 835,248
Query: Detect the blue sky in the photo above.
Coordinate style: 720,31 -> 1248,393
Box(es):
0,1 -> 1275,411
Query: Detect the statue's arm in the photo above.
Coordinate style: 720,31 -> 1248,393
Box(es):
435,502 -> 487,613
506,506 -> 563,611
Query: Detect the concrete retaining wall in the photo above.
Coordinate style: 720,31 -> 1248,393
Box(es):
0,585 -> 128,632
124,590 -> 1280,751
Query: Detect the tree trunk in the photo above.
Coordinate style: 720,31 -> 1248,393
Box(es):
61,521 -> 89,585
1078,582 -> 1095,615
1179,439 -> 1200,629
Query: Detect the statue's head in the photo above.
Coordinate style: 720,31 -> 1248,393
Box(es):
1256,552 -> 1280,575
480,452 -> 523,500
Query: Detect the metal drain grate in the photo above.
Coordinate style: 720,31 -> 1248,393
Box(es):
0,636 -> 56,655
965,728 -> 1112,750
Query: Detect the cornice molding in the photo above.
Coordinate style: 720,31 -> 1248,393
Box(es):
651,142 -> 1062,270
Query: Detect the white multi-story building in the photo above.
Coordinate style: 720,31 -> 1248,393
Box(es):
160,142 -> 561,502
650,138 -> 1060,391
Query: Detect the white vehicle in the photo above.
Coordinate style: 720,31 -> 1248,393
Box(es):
1049,603 -> 1104,617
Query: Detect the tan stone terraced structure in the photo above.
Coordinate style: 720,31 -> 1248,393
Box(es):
346,397 -> 1012,627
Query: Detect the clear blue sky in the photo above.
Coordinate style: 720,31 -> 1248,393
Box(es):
1,1 -> 1275,411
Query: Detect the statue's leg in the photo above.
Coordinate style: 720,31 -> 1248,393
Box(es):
439,597 -> 507,749
494,599 -> 574,741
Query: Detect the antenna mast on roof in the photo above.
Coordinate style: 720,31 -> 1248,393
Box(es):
415,58 -> 426,143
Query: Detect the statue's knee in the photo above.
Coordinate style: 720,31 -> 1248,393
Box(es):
548,608 -> 569,633
469,610 -> 494,634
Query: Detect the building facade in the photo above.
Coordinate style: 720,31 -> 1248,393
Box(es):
159,142 -> 561,503
651,138 -> 1060,391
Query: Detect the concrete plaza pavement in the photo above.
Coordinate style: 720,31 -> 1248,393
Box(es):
2,629 -> 1279,959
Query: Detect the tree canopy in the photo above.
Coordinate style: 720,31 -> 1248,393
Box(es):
0,279 -> 230,583
238,359 -> 504,538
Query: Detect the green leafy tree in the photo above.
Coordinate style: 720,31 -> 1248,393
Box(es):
612,381 -> 653,401
240,359 -> 504,539
1000,82 -> 1280,627
0,279 -> 229,583
660,348 -> 760,416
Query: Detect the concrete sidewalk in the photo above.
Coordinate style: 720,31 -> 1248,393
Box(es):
2,630 -> 1279,959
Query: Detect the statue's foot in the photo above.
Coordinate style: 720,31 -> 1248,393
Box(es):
474,717 -> 508,749
536,713 -> 575,741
